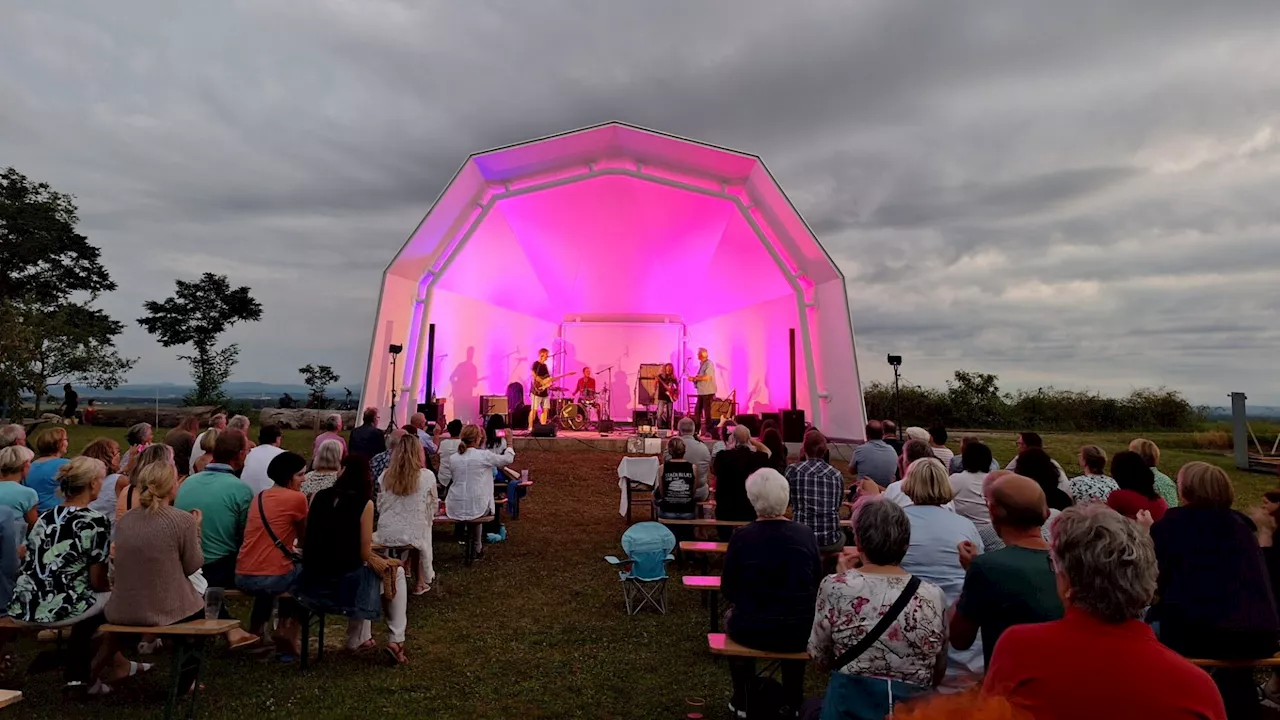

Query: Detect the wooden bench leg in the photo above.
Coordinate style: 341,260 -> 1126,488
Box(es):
164,637 -> 205,720
185,638 -> 211,720
709,590 -> 720,634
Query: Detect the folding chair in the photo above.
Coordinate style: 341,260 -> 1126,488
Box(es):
604,522 -> 677,615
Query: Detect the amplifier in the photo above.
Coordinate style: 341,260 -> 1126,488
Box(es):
734,413 -> 761,436
479,395 -> 508,418
711,398 -> 737,419
781,409 -> 806,443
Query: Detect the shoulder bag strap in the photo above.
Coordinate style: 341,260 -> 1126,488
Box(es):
258,491 -> 301,563
832,575 -> 923,671
126,486 -> 134,510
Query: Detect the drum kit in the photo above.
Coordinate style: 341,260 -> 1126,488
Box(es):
545,385 -> 608,431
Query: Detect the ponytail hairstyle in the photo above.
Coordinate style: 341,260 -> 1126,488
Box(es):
57,456 -> 106,500
457,425 -> 483,455
128,443 -> 175,488
137,460 -> 179,512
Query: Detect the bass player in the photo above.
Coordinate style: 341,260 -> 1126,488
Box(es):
655,362 -> 678,429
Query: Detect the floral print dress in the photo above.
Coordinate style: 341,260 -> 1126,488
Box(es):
808,571 -> 947,687
1068,474 -> 1120,504
7,506 -> 111,624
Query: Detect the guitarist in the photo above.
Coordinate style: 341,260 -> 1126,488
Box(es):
688,347 -> 717,438
655,362 -> 678,429
528,348 -> 552,430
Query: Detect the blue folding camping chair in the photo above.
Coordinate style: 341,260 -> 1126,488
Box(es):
604,521 -> 677,615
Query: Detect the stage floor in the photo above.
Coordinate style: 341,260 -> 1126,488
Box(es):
511,429 -> 857,461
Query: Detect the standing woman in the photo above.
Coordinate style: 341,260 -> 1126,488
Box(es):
446,425 -> 514,560
24,427 -> 70,513
81,439 -> 124,523
374,435 -> 437,595
761,427 -> 788,474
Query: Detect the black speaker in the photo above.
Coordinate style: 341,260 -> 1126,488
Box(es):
531,421 -> 557,438
761,411 -> 781,429
416,399 -> 444,424
633,409 -> 654,426
597,418 -> 614,433
734,413 -> 761,436
781,409 -> 806,443
511,405 -> 531,429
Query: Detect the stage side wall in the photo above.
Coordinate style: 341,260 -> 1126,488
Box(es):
815,278 -> 863,440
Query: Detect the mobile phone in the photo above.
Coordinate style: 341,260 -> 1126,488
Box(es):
497,429 -> 506,438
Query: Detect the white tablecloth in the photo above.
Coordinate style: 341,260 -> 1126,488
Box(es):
617,456 -> 660,516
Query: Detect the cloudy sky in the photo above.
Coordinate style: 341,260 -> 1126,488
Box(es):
3,1 -> 1278,406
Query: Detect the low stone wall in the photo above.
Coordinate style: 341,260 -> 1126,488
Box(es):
72,405 -> 223,429
259,408 -> 358,430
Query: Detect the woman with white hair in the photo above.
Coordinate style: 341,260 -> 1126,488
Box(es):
897,457 -> 984,693
984,504 -> 1225,719
312,413 -> 347,460
119,422 -> 153,469
227,415 -> 255,449
0,445 -> 39,527
303,439 -> 344,498
721,468 -> 822,717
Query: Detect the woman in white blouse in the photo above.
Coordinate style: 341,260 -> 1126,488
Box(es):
446,425 -> 514,559
374,434 -> 437,595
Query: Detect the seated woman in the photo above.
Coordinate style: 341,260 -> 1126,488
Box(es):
295,454 -> 410,664
0,446 -> 40,528
373,435 -> 437,595
809,498 -> 948,719
1106,450 -> 1167,522
948,441 -> 995,527
446,425 -> 514,560
192,427 -> 218,475
654,437 -> 698,530
24,426 -> 70,513
1012,448 -> 1073,512
1151,462 -> 1279,716
761,427 -> 788,473
120,422 -> 153,470
163,429 -> 196,482
81,439 -> 124,523
302,439 -> 343,498
235,452 -> 308,656
883,440 -> 935,504
897,457 -> 984,692
107,460 -> 205,692
1129,438 -> 1179,507
723,468 -> 822,717
8,457 -> 138,695
1067,445 -> 1117,504
115,444 -> 176,523
711,422 -> 736,458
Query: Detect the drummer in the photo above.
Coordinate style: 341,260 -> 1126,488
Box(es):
573,367 -> 597,407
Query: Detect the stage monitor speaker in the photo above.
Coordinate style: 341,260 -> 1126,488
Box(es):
531,421 -> 557,438
734,413 -> 761,436
760,412 -> 781,430
632,409 -> 654,426
597,418 -> 614,434
781,409 -> 806,443
416,401 -> 444,424
478,395 -> 508,418
636,363 -> 663,406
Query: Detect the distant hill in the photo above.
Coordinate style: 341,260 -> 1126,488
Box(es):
44,382 -> 349,400
1206,405 -> 1280,420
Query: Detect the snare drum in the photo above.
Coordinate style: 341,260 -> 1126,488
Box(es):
561,403 -> 586,430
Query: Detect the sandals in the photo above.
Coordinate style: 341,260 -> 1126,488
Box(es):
382,642 -> 408,664
227,632 -> 261,650
411,584 -> 430,596
350,638 -> 377,652
89,660 -> 154,696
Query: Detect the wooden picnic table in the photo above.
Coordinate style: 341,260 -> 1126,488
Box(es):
682,575 -> 722,632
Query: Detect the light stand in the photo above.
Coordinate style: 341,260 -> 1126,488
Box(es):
887,354 -> 903,438
388,344 -> 403,431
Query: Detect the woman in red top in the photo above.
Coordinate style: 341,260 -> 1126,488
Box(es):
235,451 -> 308,658
1106,450 -> 1168,522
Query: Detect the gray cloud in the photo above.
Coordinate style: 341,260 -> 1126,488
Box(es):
2,0 -> 1279,404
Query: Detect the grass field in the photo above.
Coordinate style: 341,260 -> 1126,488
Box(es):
2,426 -> 1277,719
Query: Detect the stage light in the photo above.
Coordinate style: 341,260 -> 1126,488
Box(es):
887,354 -> 902,367
389,344 -> 403,355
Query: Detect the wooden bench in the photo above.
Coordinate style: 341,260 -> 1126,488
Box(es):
679,541 -> 728,554
100,619 -> 240,720
1188,654 -> 1280,669
682,575 -> 722,633
661,517 -> 853,528
219,590 -> 326,671
433,514 -> 497,565
0,689 -> 21,709
708,633 -> 809,661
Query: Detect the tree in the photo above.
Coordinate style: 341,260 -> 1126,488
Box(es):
0,168 -> 135,417
138,273 -> 263,406
299,364 -> 340,409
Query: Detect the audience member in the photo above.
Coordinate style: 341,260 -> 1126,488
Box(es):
371,428 -> 407,492
409,412 -> 439,456
663,418 -> 711,501
312,413 -> 347,460
1012,448 -> 1073,511
7,457 -> 122,693
115,444 -> 173,522
192,427 -> 219,474
928,426 -> 953,466
239,425 -> 285,495
882,420 -> 903,454
174,430 -> 258,648
0,505 -> 20,612
227,415 -> 252,443
25,426 -> 70,512
1067,445 -> 1117,504
1151,462 -> 1278,716
785,431 -> 846,553
723,469 -> 822,717
809,499 -> 947,717
0,424 -> 27,449
446,425 -> 514,559
1130,438 -> 1178,508
163,428 -> 195,481
761,427 -> 787,474
236,451 -> 308,655
0,446 -> 40,527
303,439 -> 344,498
374,435 -> 437,595
350,407 -> 385,460
120,422 -> 153,469
948,435 -> 1000,475
107,460 -> 205,689
897,457 -> 984,692
711,422 -> 736,458
436,420 -> 464,490
1005,432 -> 1069,489
1106,450 -> 1167,521
712,426 -> 773,540
983,504 -> 1225,720
949,441 -> 995,527
873,441 -> 937,507
192,413 -> 228,474
81,438 -> 123,522
851,420 -> 898,488
82,399 -> 97,426
176,414 -> 201,438
295,453 -> 409,664
951,474 -> 1063,667
654,437 -> 698,522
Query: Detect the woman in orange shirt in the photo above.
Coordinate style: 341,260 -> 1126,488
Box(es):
236,452 -> 308,658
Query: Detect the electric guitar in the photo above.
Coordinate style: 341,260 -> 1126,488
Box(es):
658,375 -> 679,401
533,371 -> 576,393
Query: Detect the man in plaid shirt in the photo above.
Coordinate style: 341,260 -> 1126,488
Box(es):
784,431 -> 846,553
